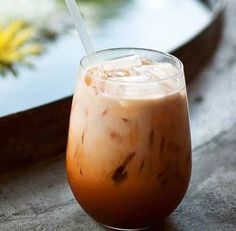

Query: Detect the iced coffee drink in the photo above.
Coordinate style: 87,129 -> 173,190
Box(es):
66,48 -> 191,230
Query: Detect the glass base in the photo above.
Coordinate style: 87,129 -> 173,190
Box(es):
102,224 -> 150,231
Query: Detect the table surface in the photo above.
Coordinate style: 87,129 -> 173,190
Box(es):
0,1 -> 236,230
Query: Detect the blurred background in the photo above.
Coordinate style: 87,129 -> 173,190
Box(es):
0,0 -> 222,116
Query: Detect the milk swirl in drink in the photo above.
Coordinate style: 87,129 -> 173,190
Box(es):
66,49 -> 191,230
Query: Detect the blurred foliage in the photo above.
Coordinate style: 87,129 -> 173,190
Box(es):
0,21 -> 43,76
0,0 -> 131,76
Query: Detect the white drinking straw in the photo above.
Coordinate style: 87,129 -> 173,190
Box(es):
65,0 -> 95,55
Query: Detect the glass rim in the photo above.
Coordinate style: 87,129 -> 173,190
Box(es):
80,47 -> 184,84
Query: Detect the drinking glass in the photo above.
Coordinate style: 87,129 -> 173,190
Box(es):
66,48 -> 192,230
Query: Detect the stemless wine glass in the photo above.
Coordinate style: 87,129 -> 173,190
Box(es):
66,48 -> 192,230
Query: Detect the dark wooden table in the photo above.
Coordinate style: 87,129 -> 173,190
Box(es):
0,1 -> 236,230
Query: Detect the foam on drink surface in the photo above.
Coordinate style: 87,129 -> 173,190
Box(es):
84,55 -> 183,99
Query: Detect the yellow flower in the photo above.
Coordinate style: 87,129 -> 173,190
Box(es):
0,20 -> 43,75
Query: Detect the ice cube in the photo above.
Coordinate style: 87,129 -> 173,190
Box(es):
142,58 -> 153,65
156,63 -> 178,76
104,69 -> 131,79
110,75 -> 152,82
100,55 -> 142,71
133,63 -> 178,80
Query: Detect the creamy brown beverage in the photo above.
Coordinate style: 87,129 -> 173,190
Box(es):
66,49 -> 191,230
